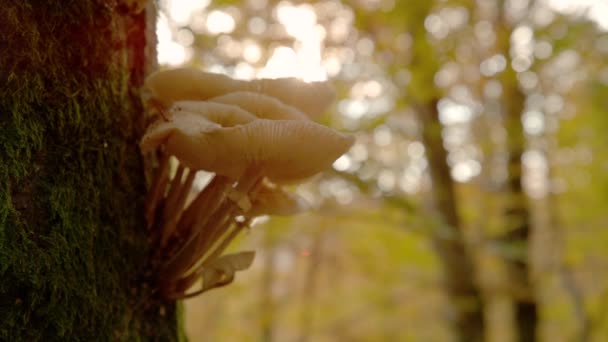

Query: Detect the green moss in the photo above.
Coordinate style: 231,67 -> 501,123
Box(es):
0,2 -> 179,340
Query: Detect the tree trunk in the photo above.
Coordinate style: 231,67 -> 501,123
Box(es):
0,1 -> 180,340
495,6 -> 538,340
501,70 -> 537,342
417,100 -> 486,342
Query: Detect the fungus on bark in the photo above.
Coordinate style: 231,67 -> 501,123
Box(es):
145,67 -> 334,117
142,118 -> 353,182
209,92 -> 310,121
170,101 -> 257,126
141,68 -> 352,299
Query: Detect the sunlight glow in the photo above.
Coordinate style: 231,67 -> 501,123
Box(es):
438,99 -> 473,125
276,3 -> 316,41
522,110 -> 545,135
378,170 -> 396,192
522,149 -> 548,198
206,10 -> 236,35
157,13 -> 190,66
373,125 -> 393,146
399,170 -> 420,194
350,143 -> 369,162
333,155 -> 353,172
164,0 -> 210,25
407,142 -> 425,159
545,0 -> 608,30
451,160 -> 481,183
242,41 -> 262,64
257,2 -> 327,81
480,54 -> 507,77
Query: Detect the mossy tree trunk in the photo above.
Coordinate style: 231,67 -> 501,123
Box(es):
0,1 -> 180,340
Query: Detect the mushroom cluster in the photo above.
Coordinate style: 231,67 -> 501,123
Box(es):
141,68 -> 354,299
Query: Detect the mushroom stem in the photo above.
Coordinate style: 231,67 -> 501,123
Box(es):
173,218 -> 252,294
179,175 -> 231,231
201,219 -> 252,270
159,167 -> 196,248
191,201 -> 232,263
160,175 -> 233,281
145,152 -> 170,230
194,166 -> 265,257
203,220 -> 248,268
161,167 -> 265,294
171,169 -> 265,294
162,164 -> 186,220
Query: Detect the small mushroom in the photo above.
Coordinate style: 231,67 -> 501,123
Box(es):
145,67 -> 334,117
140,111 -> 220,154
245,77 -> 335,119
209,92 -> 309,121
145,67 -> 237,107
171,101 -> 257,127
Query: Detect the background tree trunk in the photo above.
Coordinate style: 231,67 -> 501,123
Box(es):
417,100 -> 486,342
403,5 -> 486,338
500,73 -> 537,342
0,1 -> 180,339
495,3 -> 538,339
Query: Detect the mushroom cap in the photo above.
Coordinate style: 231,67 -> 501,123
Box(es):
171,101 -> 257,127
249,183 -> 309,217
209,92 -> 309,121
145,68 -> 335,117
142,115 -> 354,183
245,78 -> 335,118
142,101 -> 258,152
145,68 -> 237,106
140,111 -> 220,153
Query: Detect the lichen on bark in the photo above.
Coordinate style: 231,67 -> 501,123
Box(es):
0,1 -> 180,340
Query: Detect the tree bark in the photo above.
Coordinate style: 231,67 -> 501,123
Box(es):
0,1 -> 180,340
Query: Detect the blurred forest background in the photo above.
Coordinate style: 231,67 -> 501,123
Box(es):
154,0 -> 608,340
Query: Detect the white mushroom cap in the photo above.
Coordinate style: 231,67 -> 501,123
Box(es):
140,111 -> 220,153
171,101 -> 257,127
145,68 -> 237,107
209,92 -> 309,121
145,68 -> 335,117
191,119 -> 354,182
141,115 -> 354,183
245,78 -> 335,118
